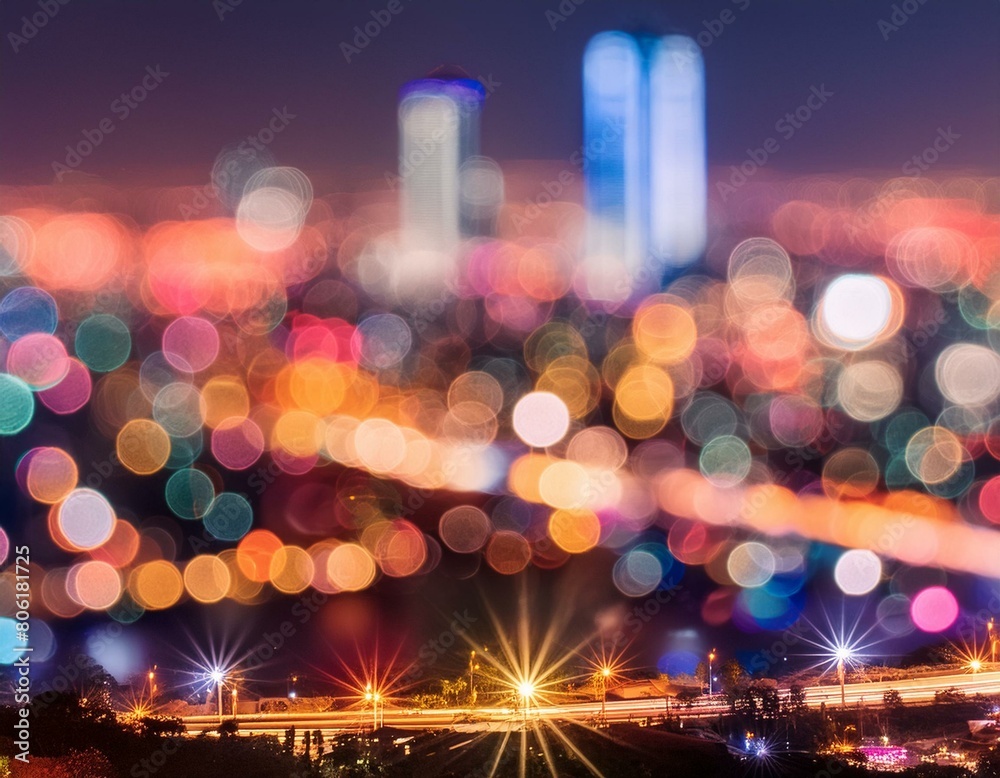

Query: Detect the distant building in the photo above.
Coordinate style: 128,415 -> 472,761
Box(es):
393,74 -> 487,298
397,76 -> 485,291
582,32 -> 706,300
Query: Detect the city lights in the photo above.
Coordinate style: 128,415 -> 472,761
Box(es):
2,2 -> 997,775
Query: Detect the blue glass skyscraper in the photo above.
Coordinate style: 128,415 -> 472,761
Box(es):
583,32 -> 706,299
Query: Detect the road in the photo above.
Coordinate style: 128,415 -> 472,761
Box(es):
179,669 -> 1000,738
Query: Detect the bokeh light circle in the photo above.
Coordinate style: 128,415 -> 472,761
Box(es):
24,446 -> 78,504
613,548 -> 663,597
184,555 -> 231,603
727,542 -> 775,588
75,314 -> 131,372
117,419 -> 172,475
6,333 -> 69,389
0,286 -> 58,341
834,549 -> 882,595
818,274 -> 894,349
68,560 -> 122,610
910,586 -> 959,632
0,375 -> 34,435
162,316 -> 220,372
203,492 -> 253,541
485,531 -> 533,575
352,313 -> 413,370
935,343 -> 1000,408
512,391 -> 571,448
131,561 -> 184,610
211,416 -> 265,470
327,543 -> 377,591
37,358 -> 92,414
439,506 -> 492,554
165,468 -> 216,520
57,488 -> 115,550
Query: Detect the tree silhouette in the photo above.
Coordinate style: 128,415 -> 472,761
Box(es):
719,659 -> 747,709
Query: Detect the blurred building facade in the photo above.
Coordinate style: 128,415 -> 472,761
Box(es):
398,77 -> 485,249
583,32 -> 706,299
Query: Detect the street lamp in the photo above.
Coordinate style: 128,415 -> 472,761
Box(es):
209,669 -> 226,725
599,666 -> 611,722
517,680 -> 535,725
989,620 -> 997,664
364,683 -> 381,731
469,651 -> 479,708
708,650 -> 716,696
835,647 -> 851,707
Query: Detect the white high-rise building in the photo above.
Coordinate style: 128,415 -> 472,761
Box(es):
396,77 -> 484,296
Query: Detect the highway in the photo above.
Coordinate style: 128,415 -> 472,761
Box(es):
178,668 -> 1000,738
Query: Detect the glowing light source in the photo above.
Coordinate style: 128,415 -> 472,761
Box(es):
817,274 -> 895,349
911,586 -> 959,633
797,604 -> 884,683
236,167 -> 313,252
834,549 -> 882,596
935,343 -> 1000,407
58,488 -> 115,550
512,391 -> 570,448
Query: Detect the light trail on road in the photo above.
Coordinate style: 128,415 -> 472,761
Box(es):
177,668 -> 1000,738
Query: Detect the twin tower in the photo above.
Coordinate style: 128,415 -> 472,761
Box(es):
397,32 -> 706,302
